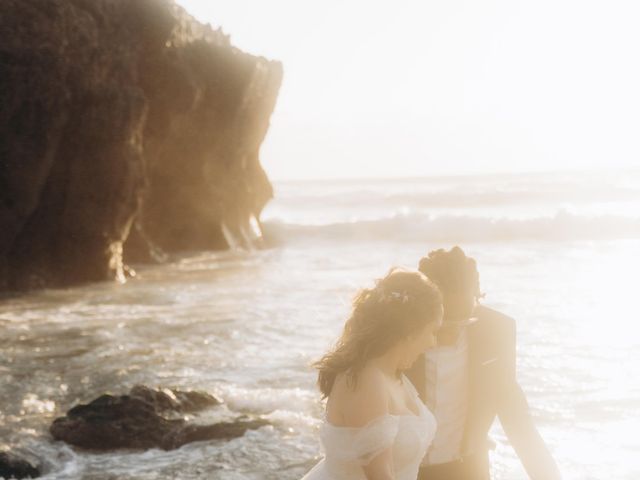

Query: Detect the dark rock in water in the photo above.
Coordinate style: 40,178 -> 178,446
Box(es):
49,385 -> 268,450
0,451 -> 40,479
129,384 -> 223,413
165,417 -> 270,448
0,0 -> 282,291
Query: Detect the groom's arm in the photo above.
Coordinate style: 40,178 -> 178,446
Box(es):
497,317 -> 562,480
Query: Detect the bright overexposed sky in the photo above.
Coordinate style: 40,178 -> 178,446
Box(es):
177,0 -> 640,180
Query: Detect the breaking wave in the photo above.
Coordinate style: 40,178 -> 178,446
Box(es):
263,210 -> 640,244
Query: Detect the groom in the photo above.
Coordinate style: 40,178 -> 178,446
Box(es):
406,246 -> 561,480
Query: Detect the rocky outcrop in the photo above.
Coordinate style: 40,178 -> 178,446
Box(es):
0,451 -> 40,479
49,385 -> 269,450
0,0 -> 282,291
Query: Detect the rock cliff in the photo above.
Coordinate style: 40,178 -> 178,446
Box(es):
0,0 -> 282,290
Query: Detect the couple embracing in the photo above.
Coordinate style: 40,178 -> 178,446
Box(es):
302,246 -> 561,480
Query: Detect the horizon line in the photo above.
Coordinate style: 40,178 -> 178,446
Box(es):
268,165 -> 640,184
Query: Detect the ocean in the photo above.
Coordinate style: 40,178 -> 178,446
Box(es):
1,169 -> 639,479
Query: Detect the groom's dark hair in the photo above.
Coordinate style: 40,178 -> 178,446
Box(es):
418,246 -> 482,302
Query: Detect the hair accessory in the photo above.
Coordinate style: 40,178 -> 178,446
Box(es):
377,290 -> 410,304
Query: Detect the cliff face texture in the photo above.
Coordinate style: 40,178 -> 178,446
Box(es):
0,0 -> 282,291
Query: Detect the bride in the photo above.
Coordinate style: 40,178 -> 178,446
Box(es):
302,268 -> 443,480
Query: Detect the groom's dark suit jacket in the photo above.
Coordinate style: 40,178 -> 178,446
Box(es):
406,304 -> 559,480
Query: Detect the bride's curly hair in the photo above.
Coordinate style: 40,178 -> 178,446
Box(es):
314,268 -> 442,398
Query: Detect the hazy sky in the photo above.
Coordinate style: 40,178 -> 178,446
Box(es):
177,0 -> 640,180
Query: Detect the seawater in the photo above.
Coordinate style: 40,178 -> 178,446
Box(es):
1,169 -> 639,479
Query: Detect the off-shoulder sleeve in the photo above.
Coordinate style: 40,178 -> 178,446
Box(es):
353,414 -> 400,465
320,415 -> 400,466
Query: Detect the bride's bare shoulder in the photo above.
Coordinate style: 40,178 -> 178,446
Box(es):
327,366 -> 389,427
331,366 -> 387,398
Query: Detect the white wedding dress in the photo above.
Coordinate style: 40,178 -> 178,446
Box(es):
302,375 -> 437,480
